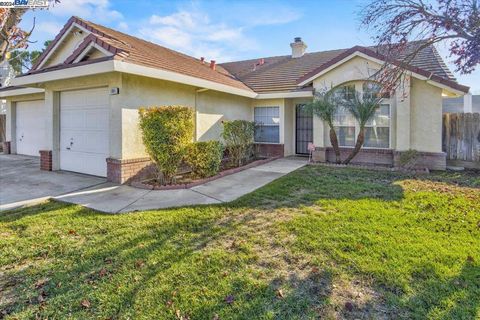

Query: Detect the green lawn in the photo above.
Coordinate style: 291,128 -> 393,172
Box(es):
1,166 -> 479,319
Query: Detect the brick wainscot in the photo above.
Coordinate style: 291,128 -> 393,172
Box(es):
255,143 -> 284,158
106,157 -> 156,184
313,147 -> 446,170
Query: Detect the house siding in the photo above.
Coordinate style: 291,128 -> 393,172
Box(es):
196,90 -> 251,142
410,78 -> 443,153
119,74 -> 197,159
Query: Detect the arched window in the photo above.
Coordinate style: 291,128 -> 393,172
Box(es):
331,82 -> 391,148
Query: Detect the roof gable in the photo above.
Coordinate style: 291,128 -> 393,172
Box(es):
296,46 -> 469,94
29,16 -> 253,94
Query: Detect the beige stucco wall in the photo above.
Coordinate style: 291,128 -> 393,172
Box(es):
284,99 -> 295,155
410,78 -> 443,152
120,74 -> 197,159
309,56 -> 444,153
196,90 -> 251,142
312,56 -> 383,148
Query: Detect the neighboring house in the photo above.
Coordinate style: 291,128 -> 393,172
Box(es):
0,60 -> 15,145
0,16 -> 469,183
443,94 -> 480,113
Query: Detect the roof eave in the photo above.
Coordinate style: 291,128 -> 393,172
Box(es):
114,61 -> 257,98
0,87 -> 45,98
11,59 -> 116,86
255,90 -> 313,99
10,59 -> 257,98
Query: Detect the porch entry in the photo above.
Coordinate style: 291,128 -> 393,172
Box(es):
295,104 -> 313,154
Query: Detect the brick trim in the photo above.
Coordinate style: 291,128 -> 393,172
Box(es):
39,150 -> 52,171
313,147 -> 447,170
315,147 -> 394,166
393,151 -> 446,171
255,143 -> 284,158
2,141 -> 11,154
106,157 -> 154,184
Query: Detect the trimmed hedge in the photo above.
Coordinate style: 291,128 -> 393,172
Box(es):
139,106 -> 194,183
222,120 -> 255,167
185,141 -> 224,178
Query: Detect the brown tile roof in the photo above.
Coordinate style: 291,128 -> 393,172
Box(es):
28,16 -> 467,95
221,41 -> 468,93
29,16 -> 253,93
221,49 -> 346,93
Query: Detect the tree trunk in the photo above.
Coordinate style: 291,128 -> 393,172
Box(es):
343,128 -> 365,164
329,128 -> 341,164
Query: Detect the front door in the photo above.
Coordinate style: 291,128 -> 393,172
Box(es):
295,104 -> 313,154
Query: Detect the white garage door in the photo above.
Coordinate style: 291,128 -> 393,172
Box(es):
60,87 -> 109,177
16,100 -> 47,156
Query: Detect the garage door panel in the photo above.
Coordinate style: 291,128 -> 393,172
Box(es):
85,90 -> 109,106
60,87 -> 109,177
60,151 -> 106,177
60,109 -> 86,129
16,100 -> 47,156
61,130 -> 109,154
85,109 -> 109,129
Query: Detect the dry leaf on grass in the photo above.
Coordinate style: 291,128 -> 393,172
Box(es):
81,299 -> 91,309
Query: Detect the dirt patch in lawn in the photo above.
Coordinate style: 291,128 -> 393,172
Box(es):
205,207 -> 394,319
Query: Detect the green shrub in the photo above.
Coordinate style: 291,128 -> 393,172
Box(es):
139,106 -> 194,183
185,141 -> 224,178
222,120 -> 255,167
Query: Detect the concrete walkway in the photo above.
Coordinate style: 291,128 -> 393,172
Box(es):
55,158 -> 307,213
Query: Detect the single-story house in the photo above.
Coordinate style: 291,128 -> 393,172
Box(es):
0,16 -> 469,183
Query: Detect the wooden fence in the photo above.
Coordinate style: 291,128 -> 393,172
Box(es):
442,113 -> 480,166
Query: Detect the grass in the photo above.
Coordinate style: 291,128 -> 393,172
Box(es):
1,166 -> 479,319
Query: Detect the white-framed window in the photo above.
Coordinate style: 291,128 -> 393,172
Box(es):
254,106 -> 280,143
363,82 -> 390,99
364,104 -> 390,148
333,105 -> 356,147
331,83 -> 391,149
336,84 -> 356,100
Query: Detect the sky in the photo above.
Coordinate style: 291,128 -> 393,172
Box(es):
19,0 -> 480,93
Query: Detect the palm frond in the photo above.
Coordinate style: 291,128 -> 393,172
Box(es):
341,91 -> 382,127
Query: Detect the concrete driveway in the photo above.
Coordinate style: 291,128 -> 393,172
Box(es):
0,155 -> 106,211
1,155 -> 307,213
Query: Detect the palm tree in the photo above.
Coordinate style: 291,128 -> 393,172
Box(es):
341,90 -> 382,164
304,90 -> 342,164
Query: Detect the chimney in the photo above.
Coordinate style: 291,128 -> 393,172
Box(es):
210,60 -> 216,70
290,37 -> 307,58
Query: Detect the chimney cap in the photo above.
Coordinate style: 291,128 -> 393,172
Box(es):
290,37 -> 307,58
210,60 -> 216,70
